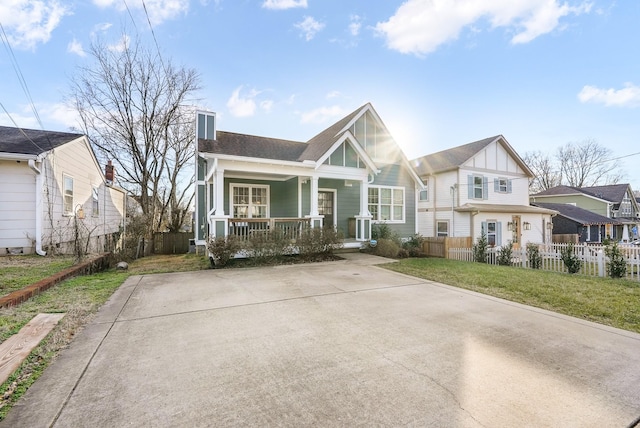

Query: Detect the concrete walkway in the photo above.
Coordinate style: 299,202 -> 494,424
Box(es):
3,253 -> 640,427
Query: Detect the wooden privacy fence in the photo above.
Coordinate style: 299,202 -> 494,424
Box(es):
422,237 -> 472,258
448,243 -> 640,281
153,232 -> 191,254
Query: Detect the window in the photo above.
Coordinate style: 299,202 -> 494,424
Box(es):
368,186 -> 404,222
495,178 -> 512,193
487,221 -> 497,246
419,179 -> 428,201
92,186 -> 99,217
436,221 -> 448,237
231,184 -> 269,218
63,175 -> 73,215
468,175 -> 488,200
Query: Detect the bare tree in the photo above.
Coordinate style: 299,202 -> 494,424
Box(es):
556,139 -> 624,187
69,35 -> 200,238
525,139 -> 625,193
523,150 -> 561,193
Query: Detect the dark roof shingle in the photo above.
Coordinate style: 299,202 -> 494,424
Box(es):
532,202 -> 618,225
0,126 -> 83,156
412,136 -> 499,175
198,131 -> 307,161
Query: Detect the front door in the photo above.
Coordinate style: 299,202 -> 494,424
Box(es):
318,190 -> 335,229
511,215 -> 521,249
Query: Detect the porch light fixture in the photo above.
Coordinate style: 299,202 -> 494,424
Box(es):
344,180 -> 353,187
523,222 -> 531,230
507,222 -> 513,231
75,205 -> 85,220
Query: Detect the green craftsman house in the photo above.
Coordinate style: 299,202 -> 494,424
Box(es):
194,103 -> 424,249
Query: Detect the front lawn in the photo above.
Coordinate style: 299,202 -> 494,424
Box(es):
383,257 -> 640,333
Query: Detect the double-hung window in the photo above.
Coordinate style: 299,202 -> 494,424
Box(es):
436,221 -> 449,237
368,186 -> 404,222
63,175 -> 74,216
92,186 -> 99,217
468,175 -> 488,200
231,184 -> 269,218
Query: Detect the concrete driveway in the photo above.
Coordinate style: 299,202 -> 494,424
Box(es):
3,253 -> 640,427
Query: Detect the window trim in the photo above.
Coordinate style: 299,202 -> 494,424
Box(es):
230,183 -> 270,219
368,185 -> 405,223
63,174 -> 74,216
436,220 -> 449,237
92,186 -> 100,217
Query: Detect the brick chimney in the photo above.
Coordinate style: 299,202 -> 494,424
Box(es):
105,160 -> 114,184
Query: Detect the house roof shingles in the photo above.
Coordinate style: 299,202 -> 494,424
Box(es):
198,131 -> 307,162
411,136 -> 499,175
532,202 -> 619,225
0,126 -> 83,156
533,184 -> 631,204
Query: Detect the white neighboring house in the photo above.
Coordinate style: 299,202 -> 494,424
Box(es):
411,135 -> 556,248
0,126 -> 126,255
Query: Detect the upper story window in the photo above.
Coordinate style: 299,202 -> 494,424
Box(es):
419,179 -> 428,201
63,175 -> 74,215
495,178 -> 512,193
368,186 -> 404,222
468,175 -> 488,200
231,184 -> 269,218
621,194 -> 632,217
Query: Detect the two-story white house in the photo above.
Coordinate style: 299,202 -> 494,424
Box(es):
0,126 -> 126,255
412,135 -> 555,248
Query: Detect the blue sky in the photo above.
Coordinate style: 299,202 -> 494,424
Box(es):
1,0 -> 640,189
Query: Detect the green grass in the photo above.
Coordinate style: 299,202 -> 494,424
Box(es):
383,257 -> 640,333
0,255 -> 76,294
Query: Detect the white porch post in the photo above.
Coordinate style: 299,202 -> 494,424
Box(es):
306,176 -> 323,228
210,167 -> 229,237
355,179 -> 372,241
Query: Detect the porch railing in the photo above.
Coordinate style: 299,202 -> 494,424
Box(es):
228,218 -> 311,241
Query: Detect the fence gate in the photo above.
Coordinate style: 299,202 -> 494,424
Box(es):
153,232 -> 191,254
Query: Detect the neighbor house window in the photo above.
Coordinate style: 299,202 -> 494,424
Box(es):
92,186 -> 99,217
368,186 -> 404,222
63,175 -> 74,215
436,221 -> 448,237
419,190 -> 428,201
482,220 -> 502,247
231,184 -> 269,218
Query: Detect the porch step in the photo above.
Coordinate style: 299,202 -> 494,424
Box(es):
334,247 -> 362,254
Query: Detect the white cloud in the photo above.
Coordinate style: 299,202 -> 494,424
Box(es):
0,0 -> 70,50
262,0 -> 307,10
107,34 -> 130,52
349,15 -> 362,37
578,83 -> 640,108
0,102 -> 80,130
260,100 -> 274,113
67,38 -> 86,56
375,0 -> 592,56
92,0 -> 189,26
300,105 -> 348,124
326,91 -> 341,99
295,16 -> 325,41
227,86 -> 261,117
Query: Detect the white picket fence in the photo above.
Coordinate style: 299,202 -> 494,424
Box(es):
449,243 -> 640,281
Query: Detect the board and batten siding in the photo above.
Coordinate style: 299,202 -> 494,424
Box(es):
0,160 -> 37,251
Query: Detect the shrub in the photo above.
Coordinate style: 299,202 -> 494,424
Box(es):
496,241 -> 513,266
527,243 -> 542,269
372,238 -> 401,258
296,227 -> 343,260
402,234 -> 426,257
372,223 -> 402,246
605,241 -> 627,279
560,243 -> 582,274
473,233 -> 489,263
246,228 -> 291,265
206,235 -> 241,268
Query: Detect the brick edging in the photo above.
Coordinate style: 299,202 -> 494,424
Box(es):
0,253 -> 112,309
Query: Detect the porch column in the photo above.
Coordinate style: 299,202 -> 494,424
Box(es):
210,167 -> 229,238
306,176 -> 323,228
355,179 -> 372,241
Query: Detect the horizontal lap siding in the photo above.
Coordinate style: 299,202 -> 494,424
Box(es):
319,178 -> 360,237
372,164 -> 416,238
0,162 -> 36,248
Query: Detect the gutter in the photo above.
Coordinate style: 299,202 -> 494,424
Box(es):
28,159 -> 46,256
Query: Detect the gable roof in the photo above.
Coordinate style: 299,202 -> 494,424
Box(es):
0,126 -> 83,156
298,106 -> 363,162
532,184 -> 633,205
198,131 -> 307,162
532,202 -> 619,225
411,135 -> 532,177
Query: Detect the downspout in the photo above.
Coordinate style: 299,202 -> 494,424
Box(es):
28,159 -> 46,256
